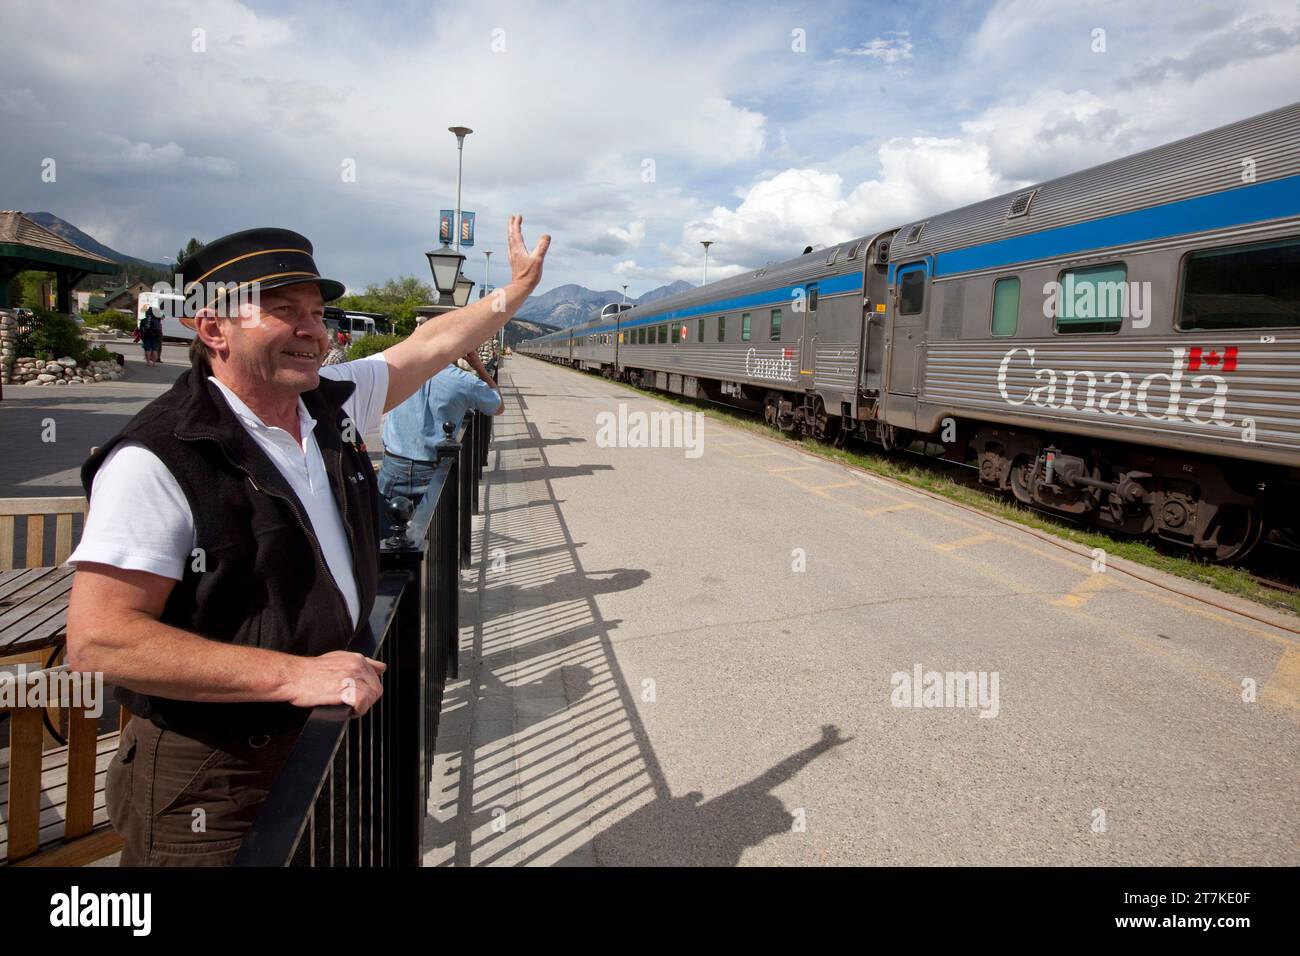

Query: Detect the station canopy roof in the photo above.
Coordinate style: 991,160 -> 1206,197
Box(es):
0,211 -> 120,275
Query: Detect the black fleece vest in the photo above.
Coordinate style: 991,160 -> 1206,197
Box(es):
81,355 -> 381,736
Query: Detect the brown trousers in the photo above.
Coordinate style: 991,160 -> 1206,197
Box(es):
106,717 -> 300,866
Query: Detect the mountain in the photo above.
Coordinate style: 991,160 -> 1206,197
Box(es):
25,212 -> 169,274
503,317 -> 558,349
517,280 -> 697,329
635,280 -> 695,304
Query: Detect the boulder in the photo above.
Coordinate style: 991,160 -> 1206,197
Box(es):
36,373 -> 57,383
57,356 -> 77,367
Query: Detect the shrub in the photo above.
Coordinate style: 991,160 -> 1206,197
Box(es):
19,309 -> 88,362
86,345 -> 118,362
87,310 -> 136,334
346,333 -> 402,361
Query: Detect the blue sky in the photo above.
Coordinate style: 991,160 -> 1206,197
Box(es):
1,0 -> 1297,296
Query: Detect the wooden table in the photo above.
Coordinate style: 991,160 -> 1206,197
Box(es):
0,566 -> 74,665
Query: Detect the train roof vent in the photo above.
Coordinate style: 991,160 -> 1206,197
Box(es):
904,222 -> 926,244
825,247 -> 840,266
1006,188 -> 1038,219
847,241 -> 861,259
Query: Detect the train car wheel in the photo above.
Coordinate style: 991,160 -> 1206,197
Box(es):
1204,505 -> 1265,564
1008,455 -> 1036,505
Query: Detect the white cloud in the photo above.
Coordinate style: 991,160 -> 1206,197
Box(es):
76,137 -> 238,177
836,32 -> 913,64
608,221 -> 646,247
679,137 -> 1012,269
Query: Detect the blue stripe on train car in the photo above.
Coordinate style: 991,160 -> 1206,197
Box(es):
922,172 -> 1300,279
580,269 -> 865,337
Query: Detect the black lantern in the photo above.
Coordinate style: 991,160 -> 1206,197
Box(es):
425,245 -> 466,296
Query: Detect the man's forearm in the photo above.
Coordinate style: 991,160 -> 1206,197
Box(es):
72,613 -> 300,703
383,280 -> 530,410
411,280 -> 529,369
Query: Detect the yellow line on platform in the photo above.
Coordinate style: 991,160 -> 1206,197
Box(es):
935,532 -> 995,553
1263,646 -> 1300,710
1050,571 -> 1112,608
863,503 -> 916,517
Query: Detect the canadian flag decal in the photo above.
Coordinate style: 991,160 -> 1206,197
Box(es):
1187,346 -> 1238,372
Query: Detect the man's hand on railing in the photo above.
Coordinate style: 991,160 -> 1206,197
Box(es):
283,651 -> 387,717
463,349 -> 498,390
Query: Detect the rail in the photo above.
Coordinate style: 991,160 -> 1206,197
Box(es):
234,408 -> 491,866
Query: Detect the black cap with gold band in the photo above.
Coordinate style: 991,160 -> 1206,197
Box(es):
176,227 -> 345,329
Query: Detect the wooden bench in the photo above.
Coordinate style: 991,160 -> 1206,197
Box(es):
0,496 -> 86,677
0,665 -> 123,866
0,496 -> 87,572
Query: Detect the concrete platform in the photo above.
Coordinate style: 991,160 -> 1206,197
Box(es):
423,356 -> 1300,866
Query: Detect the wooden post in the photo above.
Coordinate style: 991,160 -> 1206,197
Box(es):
5,706 -> 44,862
64,705 -> 98,839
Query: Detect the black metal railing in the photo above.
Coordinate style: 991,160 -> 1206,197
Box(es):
234,409 -> 492,867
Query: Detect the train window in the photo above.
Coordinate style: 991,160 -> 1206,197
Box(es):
697,319 -> 705,342
658,324 -> 667,344
1055,263 -> 1126,334
718,315 -> 726,342
770,309 -> 782,341
741,313 -> 751,341
991,277 -> 1020,336
1178,237 -> 1300,331
898,267 -> 926,315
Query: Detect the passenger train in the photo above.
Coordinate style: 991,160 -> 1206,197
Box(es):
519,102 -> 1300,562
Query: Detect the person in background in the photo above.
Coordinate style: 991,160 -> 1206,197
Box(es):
139,304 -> 163,366
378,331 -> 505,506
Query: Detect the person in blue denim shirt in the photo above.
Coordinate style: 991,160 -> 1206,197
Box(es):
378,344 -> 504,504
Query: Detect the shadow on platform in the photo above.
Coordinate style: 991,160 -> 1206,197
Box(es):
426,376 -> 845,866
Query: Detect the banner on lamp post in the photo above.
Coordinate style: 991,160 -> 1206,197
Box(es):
439,210 -> 453,244
460,211 -> 475,248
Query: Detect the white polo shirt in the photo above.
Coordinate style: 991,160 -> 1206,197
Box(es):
67,356 -> 389,629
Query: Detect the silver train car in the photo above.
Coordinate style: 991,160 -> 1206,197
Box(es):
521,102 -> 1300,561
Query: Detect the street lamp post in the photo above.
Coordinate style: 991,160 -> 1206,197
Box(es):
621,283 -> 628,305
700,240 -> 713,285
448,126 -> 473,252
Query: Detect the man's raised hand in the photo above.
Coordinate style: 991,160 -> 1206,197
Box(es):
507,214 -> 550,292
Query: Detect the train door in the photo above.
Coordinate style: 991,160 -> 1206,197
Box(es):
887,261 -> 929,395
799,282 -> 818,378
861,243 -> 890,391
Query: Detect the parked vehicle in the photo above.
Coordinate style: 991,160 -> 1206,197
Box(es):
138,291 -> 193,341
